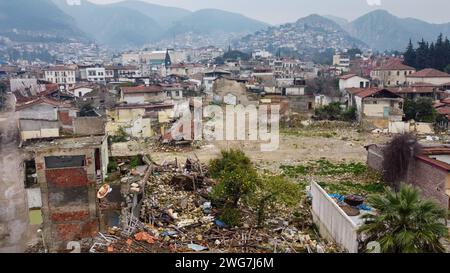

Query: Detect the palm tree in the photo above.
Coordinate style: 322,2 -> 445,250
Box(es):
359,184 -> 448,253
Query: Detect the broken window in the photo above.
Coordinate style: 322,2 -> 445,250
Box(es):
45,155 -> 86,169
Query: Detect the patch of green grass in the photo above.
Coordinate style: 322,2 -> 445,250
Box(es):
280,159 -> 367,178
281,129 -> 338,138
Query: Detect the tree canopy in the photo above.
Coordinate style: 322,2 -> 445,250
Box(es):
403,34 -> 450,71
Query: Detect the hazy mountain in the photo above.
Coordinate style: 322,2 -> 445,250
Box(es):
234,14 -> 367,57
346,9 -> 450,51
0,0 -> 85,42
164,9 -> 269,37
53,0 -> 163,49
53,1 -> 268,49
323,15 -> 349,28
110,0 -> 191,28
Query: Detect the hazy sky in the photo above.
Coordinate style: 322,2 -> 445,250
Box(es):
87,0 -> 450,25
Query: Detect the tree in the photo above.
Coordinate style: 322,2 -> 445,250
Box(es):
382,133 -> 421,191
445,64 -> 450,74
209,150 -> 260,226
403,34 -> 450,71
347,48 -> 362,59
403,98 -> 437,123
209,149 -> 260,207
359,184 -> 448,253
403,39 -> 416,68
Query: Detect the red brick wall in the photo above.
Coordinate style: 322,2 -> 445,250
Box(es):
55,220 -> 99,242
58,110 -> 73,126
407,160 -> 449,209
51,211 -> 90,222
45,168 -> 89,188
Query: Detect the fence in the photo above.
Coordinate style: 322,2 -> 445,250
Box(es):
310,181 -> 359,253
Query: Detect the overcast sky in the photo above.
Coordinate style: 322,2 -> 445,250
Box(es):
87,0 -> 450,25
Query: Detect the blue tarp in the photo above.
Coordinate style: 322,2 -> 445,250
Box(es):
328,193 -> 372,211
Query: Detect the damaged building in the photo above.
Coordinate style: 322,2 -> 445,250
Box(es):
23,136 -> 109,252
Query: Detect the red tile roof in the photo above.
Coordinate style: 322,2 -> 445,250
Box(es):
436,107 -> 450,115
389,86 -> 435,94
16,97 -> 72,111
121,85 -> 163,94
375,61 -> 415,71
407,68 -> 450,78
408,68 -> 450,78
355,88 -> 401,98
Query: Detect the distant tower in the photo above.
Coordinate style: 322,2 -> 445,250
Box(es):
164,49 -> 171,76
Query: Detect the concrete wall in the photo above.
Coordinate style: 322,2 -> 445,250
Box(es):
366,145 -> 384,172
339,77 -> 369,92
19,104 -> 58,121
73,117 -> 105,136
106,108 -> 153,138
408,76 -> 450,86
311,181 -> 359,253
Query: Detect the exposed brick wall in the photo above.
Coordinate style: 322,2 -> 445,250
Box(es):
55,219 -> 99,242
58,110 -> 73,126
366,145 -> 450,209
407,160 -> 449,209
45,168 -> 89,188
51,211 -> 90,222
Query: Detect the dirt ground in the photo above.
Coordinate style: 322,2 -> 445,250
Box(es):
111,124 -> 392,172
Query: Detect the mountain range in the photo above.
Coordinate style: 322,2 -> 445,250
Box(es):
1,0 -> 450,52
343,10 -> 450,51
234,14 -> 367,57
51,0 -> 268,49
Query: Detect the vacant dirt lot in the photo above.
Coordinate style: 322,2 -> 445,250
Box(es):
111,123 -> 391,171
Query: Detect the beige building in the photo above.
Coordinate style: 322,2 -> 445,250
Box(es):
120,85 -> 169,104
44,65 -> 77,89
106,103 -> 174,138
370,61 -> 415,87
352,88 -> 404,129
407,68 -> 450,86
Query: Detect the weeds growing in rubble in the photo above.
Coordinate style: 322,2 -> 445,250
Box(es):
209,149 -> 304,227
280,159 -> 367,178
209,149 -> 260,208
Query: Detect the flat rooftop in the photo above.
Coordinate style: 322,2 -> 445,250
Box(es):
23,136 -> 106,152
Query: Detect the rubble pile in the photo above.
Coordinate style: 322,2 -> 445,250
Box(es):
89,156 -> 340,253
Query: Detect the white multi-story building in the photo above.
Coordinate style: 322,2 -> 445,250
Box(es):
80,67 -> 106,83
44,66 -> 77,89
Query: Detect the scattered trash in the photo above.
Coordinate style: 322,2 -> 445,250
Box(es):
187,243 -> 208,252
215,219 -> 228,228
134,232 -> 157,244
97,184 -> 112,199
